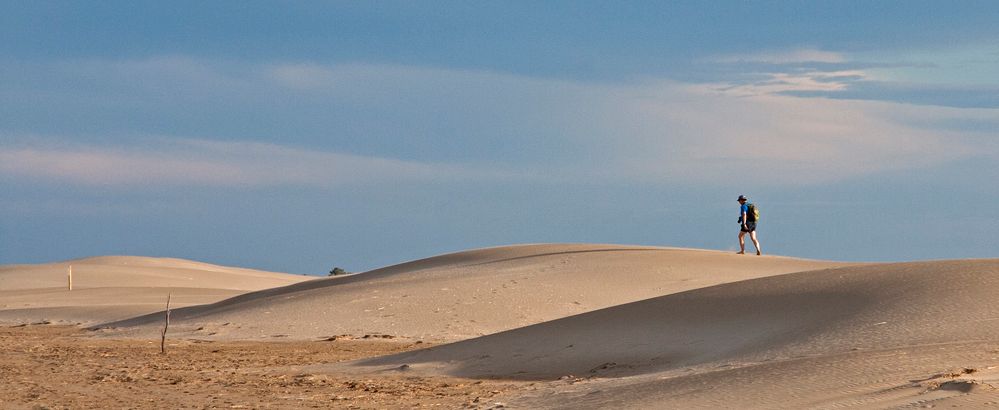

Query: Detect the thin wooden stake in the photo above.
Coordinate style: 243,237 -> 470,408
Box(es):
67,265 -> 73,291
160,293 -> 172,354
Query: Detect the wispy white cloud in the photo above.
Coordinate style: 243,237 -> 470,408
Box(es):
710,70 -> 867,96
604,81 -> 990,184
701,48 -> 867,97
0,138 -> 497,188
710,48 -> 847,64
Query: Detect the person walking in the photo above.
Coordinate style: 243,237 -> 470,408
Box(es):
737,195 -> 762,255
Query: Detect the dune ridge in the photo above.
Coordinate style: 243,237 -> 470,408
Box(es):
97,244 -> 850,341
0,256 -> 309,291
0,256 -> 313,325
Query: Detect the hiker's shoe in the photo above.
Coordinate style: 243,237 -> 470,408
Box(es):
737,251 -> 745,255
756,250 -> 762,256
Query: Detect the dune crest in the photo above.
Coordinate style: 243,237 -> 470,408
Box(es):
0,256 -> 313,325
0,256 -> 309,291
98,244 -> 850,341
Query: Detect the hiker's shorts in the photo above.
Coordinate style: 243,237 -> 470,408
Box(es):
741,222 -> 757,233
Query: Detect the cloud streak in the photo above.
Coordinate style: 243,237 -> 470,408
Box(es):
709,48 -> 847,64
710,70 -> 867,96
0,138 -> 492,188
607,82 -> 989,184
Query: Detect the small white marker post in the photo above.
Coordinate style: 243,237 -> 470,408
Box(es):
68,265 -> 73,291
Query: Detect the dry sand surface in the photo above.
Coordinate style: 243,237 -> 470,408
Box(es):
0,325 -> 525,409
98,244 -> 848,342
0,256 -> 313,325
7,244 -> 999,408
338,259 -> 999,408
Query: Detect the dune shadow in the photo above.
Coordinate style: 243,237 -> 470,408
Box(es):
350,286 -> 876,380
349,260 -> 999,381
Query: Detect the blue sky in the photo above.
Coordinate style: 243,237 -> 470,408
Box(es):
2,1 -> 998,274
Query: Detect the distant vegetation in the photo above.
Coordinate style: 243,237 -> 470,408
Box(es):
329,267 -> 349,276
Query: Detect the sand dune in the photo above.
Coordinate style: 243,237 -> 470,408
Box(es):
0,256 -> 310,290
98,244 -> 849,341
0,256 -> 313,325
10,246 -> 999,407
336,259 -> 999,408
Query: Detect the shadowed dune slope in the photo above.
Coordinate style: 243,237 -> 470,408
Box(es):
0,256 -> 313,325
98,244 -> 849,341
344,259 -> 999,384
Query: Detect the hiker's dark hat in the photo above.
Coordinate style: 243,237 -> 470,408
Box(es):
737,195 -> 747,201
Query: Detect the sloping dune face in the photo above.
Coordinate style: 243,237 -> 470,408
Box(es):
344,259 -> 999,409
0,256 -> 309,291
100,244 -> 848,341
0,256 -> 312,325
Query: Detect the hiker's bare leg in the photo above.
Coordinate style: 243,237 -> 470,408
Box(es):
750,231 -> 761,255
738,231 -> 746,254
